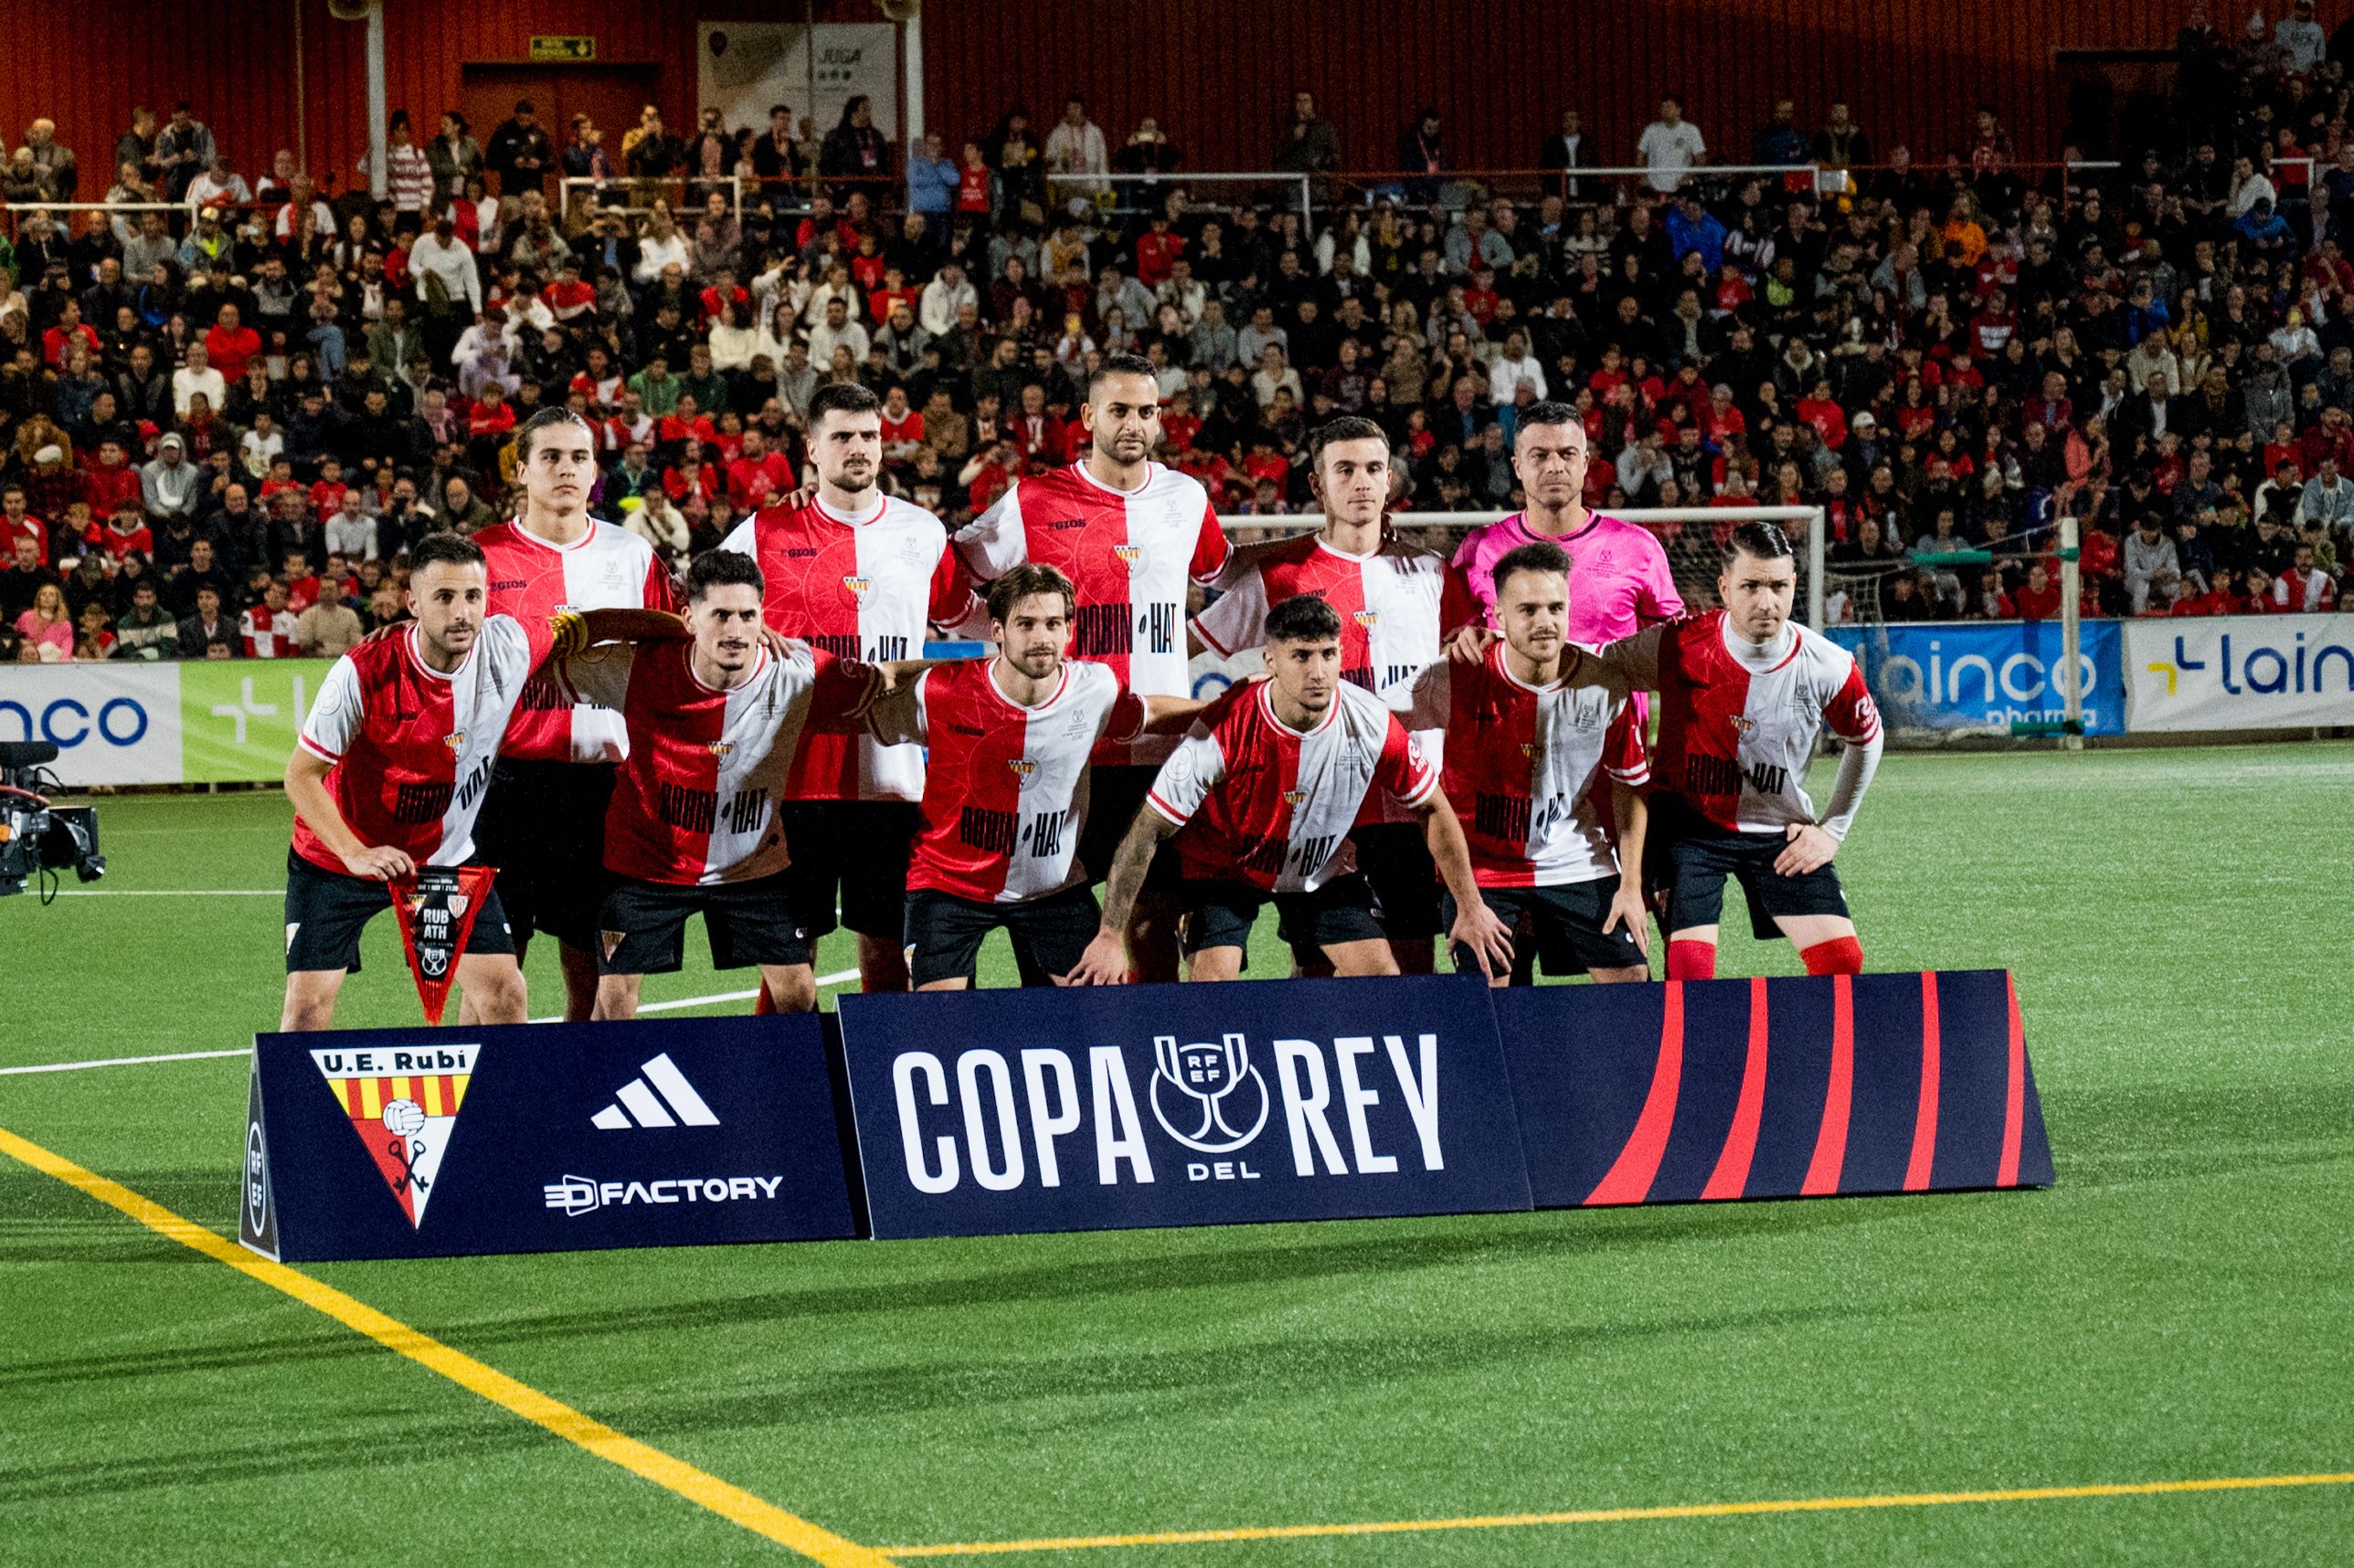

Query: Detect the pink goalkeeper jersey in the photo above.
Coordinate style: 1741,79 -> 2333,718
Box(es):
1443,510 -> 1683,647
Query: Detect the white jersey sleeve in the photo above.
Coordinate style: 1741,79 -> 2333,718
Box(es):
1143,723 -> 1226,827
717,516 -> 757,556
297,655 -> 365,763
953,482 -> 1028,580
1191,569 -> 1271,659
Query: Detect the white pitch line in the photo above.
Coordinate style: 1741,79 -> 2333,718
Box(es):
46,888 -> 281,896
5,970 -> 866,1072
0,1047 -> 249,1076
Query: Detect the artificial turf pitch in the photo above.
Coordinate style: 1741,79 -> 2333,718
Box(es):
3,743 -> 2349,1565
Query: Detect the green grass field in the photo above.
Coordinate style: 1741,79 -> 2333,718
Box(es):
4,744 -> 2350,1565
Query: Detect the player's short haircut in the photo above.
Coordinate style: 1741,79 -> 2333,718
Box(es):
986,563 -> 1076,624
1517,400 -> 1582,438
1308,416 -> 1388,471
1087,352 -> 1158,398
1265,592 -> 1343,645
409,532 -> 485,575
514,406 -> 595,466
1722,520 -> 1797,568
808,381 -> 881,429
685,548 -> 764,602
1492,541 -> 1572,595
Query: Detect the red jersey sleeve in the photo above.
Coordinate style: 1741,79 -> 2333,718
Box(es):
806,646 -> 883,731
1375,715 -> 1441,810
1824,661 -> 1882,745
1105,686 -> 1148,746
925,541 -> 978,627
1602,702 -> 1651,785
642,554 -> 677,612
1187,495 -> 1230,584
1438,560 -> 1485,636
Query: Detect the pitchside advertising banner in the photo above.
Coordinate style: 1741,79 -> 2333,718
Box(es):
1830,620 -> 2126,736
241,1015 -> 859,1261
240,975 -> 2053,1260
0,658 -> 331,785
2121,613 -> 2354,732
836,977 -> 1534,1238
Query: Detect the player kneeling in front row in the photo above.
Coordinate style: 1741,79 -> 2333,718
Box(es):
556,550 -> 929,1019
1407,542 -> 1653,985
1560,522 -> 1882,979
866,565 -> 1204,989
1073,595 -> 1512,983
281,533 -> 687,1032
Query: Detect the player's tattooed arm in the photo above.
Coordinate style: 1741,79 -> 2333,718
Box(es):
1066,810 -> 1179,985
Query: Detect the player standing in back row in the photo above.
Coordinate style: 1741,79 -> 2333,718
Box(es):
1556,522 -> 1882,980
954,352 -> 1229,982
1191,417 -> 1448,973
1442,399 -> 1682,663
472,407 -> 677,1022
721,381 -> 976,993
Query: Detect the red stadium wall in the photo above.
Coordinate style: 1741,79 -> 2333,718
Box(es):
1,0 -> 2182,198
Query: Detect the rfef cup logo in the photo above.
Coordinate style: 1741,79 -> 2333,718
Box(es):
1150,1033 -> 1270,1154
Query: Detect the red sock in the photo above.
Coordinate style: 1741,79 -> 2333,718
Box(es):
1800,936 -> 1864,976
751,985 -> 776,1015
1666,938 -> 1717,980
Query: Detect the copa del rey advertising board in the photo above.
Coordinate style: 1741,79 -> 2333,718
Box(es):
836,977 -> 1533,1239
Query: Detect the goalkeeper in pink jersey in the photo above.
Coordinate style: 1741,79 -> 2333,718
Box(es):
1441,401 -> 1682,656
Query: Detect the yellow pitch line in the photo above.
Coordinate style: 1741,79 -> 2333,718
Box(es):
0,1125 -> 896,1568
885,1472 -> 2354,1557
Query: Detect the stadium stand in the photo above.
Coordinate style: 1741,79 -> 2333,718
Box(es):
3,30 -> 2353,670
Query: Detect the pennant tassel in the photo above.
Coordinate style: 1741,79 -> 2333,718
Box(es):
389,866 -> 498,1024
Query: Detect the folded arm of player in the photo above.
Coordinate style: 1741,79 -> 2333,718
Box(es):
1137,694 -> 1210,735
1777,725 -> 1882,875
282,748 -> 409,882
1558,626 -> 1661,694
1602,780 -> 1652,957
1417,791 -> 1515,979
566,607 -> 690,652
1065,808 -> 1179,986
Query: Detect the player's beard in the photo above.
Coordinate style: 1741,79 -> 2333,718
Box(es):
1011,645 -> 1059,678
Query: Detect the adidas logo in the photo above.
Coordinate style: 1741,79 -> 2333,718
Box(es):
590,1053 -> 721,1130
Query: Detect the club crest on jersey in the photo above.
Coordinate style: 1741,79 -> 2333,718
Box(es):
1006,757 -> 1038,782
1282,788 -> 1310,806
443,731 -> 465,750
842,575 -> 873,605
706,740 -> 734,758
1352,609 -> 1380,630
1520,741 -> 1542,759
1112,544 -> 1145,568
1728,714 -> 1757,736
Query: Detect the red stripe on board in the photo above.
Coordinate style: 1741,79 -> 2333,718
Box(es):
1700,977 -> 1770,1201
1801,975 -> 1855,1195
1999,970 -> 2025,1186
1904,971 -> 1942,1191
1584,982 -> 1684,1206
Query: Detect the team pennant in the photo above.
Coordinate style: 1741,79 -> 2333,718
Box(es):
389,865 -> 497,1024
310,1044 -> 482,1229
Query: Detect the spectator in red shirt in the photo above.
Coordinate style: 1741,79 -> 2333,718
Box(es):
40,301 -> 100,369
280,548 -> 323,615
877,385 -> 924,465
1133,213 -> 1185,287
1998,560 -> 2063,620
307,456 -> 350,524
87,502 -> 154,563
723,428 -> 793,508
2,483 -> 48,566
204,304 -> 261,382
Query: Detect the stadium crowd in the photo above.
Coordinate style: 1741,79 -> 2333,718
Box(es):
8,16 -> 2354,666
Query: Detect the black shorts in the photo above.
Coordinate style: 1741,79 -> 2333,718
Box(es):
283,847 -> 514,974
780,800 -> 920,940
905,884 -> 1101,988
1442,881 -> 1647,980
1351,821 -> 1441,938
1652,803 -> 1850,940
593,871 -> 810,975
473,758 -> 616,949
1181,874 -> 1387,971
1076,764 -> 1184,892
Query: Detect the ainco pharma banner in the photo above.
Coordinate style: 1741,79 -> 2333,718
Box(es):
2122,614 -> 2354,732
0,659 -> 332,786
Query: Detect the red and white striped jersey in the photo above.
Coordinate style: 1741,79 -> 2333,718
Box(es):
1405,641 -> 1649,888
560,639 -> 874,886
241,606 -> 299,658
720,492 -> 971,801
1146,677 -> 1438,893
870,659 -> 1146,904
1578,609 -> 1880,834
476,519 -> 675,764
293,614 -> 571,874
1192,528 -> 1447,824
955,460 -> 1228,763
